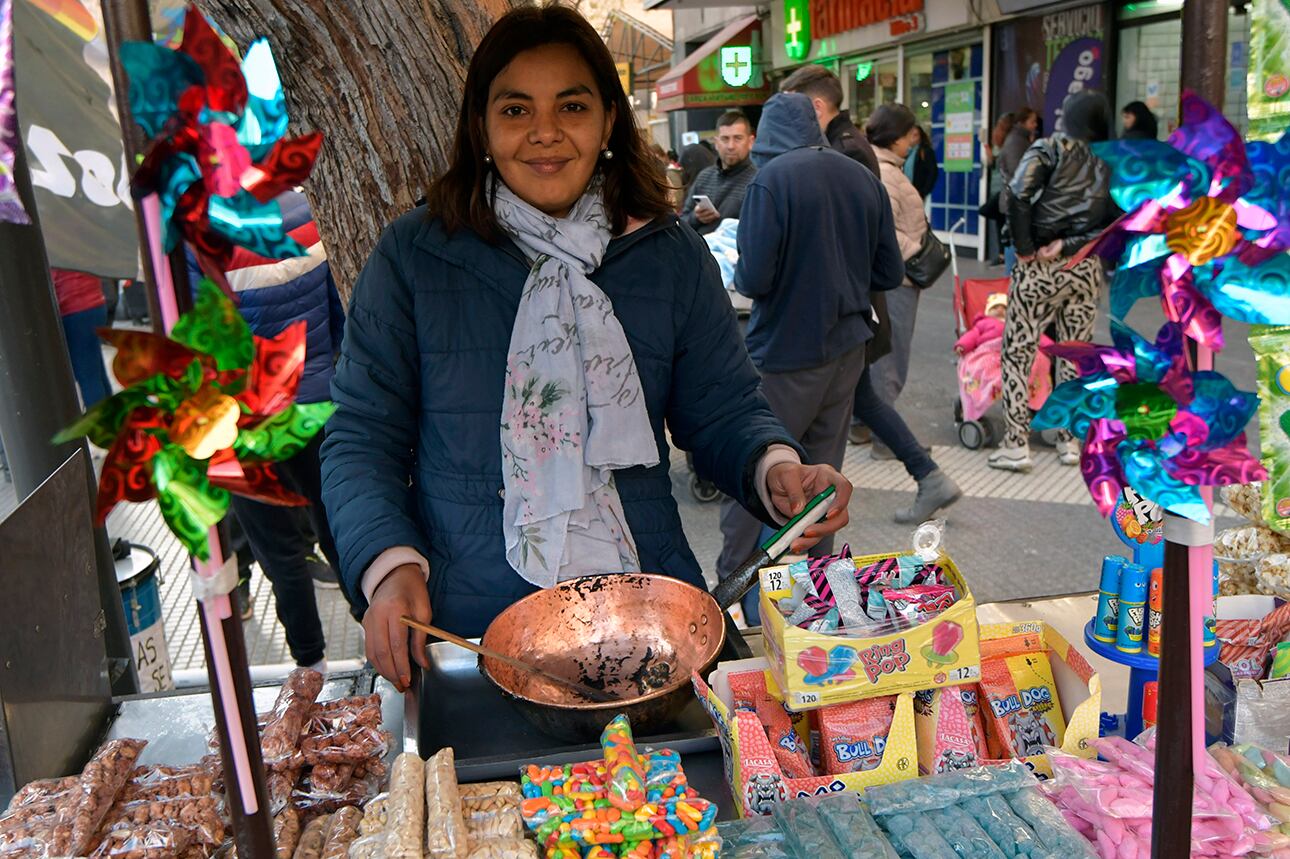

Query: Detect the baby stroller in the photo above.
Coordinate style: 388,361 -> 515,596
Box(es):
948,219 -> 1058,450
949,219 -> 1011,449
687,219 -> 750,502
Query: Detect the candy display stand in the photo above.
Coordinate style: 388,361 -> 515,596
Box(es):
1082,620 -> 1218,740
1088,489 -> 1217,739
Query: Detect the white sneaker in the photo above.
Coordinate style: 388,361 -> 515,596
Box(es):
988,444 -> 1034,472
1056,440 -> 1080,466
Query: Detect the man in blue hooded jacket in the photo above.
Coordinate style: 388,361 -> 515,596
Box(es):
716,92 -> 905,613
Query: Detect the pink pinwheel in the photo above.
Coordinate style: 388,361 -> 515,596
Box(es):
1076,93 -> 1290,351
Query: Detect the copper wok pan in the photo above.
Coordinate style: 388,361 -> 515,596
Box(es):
478,573 -> 726,742
477,490 -> 837,741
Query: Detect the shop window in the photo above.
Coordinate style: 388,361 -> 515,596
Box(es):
1114,9 -> 1249,137
909,43 -> 984,244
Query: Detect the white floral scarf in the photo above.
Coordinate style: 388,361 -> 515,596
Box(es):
494,179 -> 659,589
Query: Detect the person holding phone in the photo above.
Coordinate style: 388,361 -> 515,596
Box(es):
679,111 -> 757,235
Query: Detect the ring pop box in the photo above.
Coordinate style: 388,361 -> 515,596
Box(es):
758,550 -> 981,711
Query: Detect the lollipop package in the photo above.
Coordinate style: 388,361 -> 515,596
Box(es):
978,653 -> 1065,760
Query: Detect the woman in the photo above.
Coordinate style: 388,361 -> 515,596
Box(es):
904,125 -> 939,200
863,103 -> 927,417
1121,101 -> 1159,140
991,91 -> 1114,474
320,4 -> 853,689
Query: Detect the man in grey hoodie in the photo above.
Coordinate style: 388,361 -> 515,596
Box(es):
716,93 -> 959,618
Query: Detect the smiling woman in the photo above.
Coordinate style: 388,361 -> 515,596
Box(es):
319,2 -> 856,690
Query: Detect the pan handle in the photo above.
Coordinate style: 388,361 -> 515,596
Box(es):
710,487 -> 836,611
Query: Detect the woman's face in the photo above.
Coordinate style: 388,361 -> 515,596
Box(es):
890,125 -> 921,159
485,43 -> 615,220
1122,111 -> 1136,131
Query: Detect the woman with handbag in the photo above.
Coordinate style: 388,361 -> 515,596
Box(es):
862,104 -> 950,416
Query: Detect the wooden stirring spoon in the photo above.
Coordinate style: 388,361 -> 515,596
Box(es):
399,615 -> 618,704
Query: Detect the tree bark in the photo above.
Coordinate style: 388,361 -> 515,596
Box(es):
204,0 -> 516,298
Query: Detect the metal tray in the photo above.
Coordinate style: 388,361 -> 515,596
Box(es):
412,626 -> 746,782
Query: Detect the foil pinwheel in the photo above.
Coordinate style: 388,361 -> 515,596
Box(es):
1033,320 -> 1264,523
55,280 -> 335,559
1081,92 -> 1290,351
120,4 -> 321,276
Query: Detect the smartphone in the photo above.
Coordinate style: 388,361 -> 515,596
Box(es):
692,194 -> 715,210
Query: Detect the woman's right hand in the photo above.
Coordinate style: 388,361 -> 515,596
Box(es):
363,564 -> 431,692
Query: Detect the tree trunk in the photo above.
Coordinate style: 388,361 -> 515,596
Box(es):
204,0 -> 516,298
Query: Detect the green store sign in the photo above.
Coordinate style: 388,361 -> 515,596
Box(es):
785,0 -> 811,61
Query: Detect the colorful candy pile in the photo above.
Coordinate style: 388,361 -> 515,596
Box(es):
519,716 -> 719,859
1043,735 -> 1275,857
774,547 -> 958,635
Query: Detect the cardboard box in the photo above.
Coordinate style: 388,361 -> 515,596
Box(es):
758,551 -> 981,710
975,620 -> 1102,777
692,659 -> 918,818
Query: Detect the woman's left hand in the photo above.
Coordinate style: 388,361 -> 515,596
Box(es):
1037,239 -> 1064,262
765,463 -> 854,554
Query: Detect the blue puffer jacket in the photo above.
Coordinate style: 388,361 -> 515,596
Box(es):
188,191 -> 344,404
320,209 -> 798,637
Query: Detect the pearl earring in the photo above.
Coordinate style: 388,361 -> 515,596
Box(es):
484,154 -> 492,163
602,149 -> 614,160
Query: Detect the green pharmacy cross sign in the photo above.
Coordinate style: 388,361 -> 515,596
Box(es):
720,46 -> 754,87
785,0 -> 811,61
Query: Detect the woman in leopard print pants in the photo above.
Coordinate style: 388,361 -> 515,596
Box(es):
999,257 -> 1102,449
991,90 -> 1115,473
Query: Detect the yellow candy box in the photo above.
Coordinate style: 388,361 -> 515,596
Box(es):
758,550 -> 981,711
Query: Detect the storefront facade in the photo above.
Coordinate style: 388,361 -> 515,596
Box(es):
656,10 -> 773,145
768,0 -> 996,256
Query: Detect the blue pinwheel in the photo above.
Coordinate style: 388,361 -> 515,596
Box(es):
1033,320 -> 1264,522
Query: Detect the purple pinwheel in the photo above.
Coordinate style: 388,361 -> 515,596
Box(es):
1033,320 -> 1264,522
1074,93 -> 1290,351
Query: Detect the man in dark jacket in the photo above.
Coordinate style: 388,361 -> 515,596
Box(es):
679,111 -> 756,235
716,92 -> 904,617
779,64 -> 880,177
992,91 -> 1114,474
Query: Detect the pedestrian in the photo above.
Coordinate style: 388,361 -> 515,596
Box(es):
321,6 -> 853,688
714,91 -> 909,619
991,91 -> 1115,474
51,267 -> 113,408
778,63 -> 879,176
1121,100 -> 1159,140
906,125 -> 939,199
861,104 -> 929,426
191,190 -> 345,670
980,113 -> 1013,265
679,110 -> 756,235
997,107 -> 1039,274
677,141 -> 715,192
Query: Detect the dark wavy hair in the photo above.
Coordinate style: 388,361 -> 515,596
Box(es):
865,103 -> 918,148
427,3 -> 674,241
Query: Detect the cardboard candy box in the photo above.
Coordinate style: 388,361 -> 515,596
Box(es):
693,660 -> 918,818
758,550 -> 982,711
973,621 -> 1102,777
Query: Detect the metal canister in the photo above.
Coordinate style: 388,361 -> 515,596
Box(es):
1147,567 -> 1164,657
1093,555 -> 1126,643
1115,562 -> 1150,654
1143,681 -> 1159,729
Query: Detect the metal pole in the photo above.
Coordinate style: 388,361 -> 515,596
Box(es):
100,0 -> 165,331
1152,5 -> 1228,856
0,124 -> 136,696
96,6 -> 273,853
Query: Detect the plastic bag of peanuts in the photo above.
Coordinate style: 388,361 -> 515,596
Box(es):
356,794 -> 387,838
292,813 -> 331,859
464,839 -> 539,859
381,754 -> 424,859
425,747 -> 467,859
